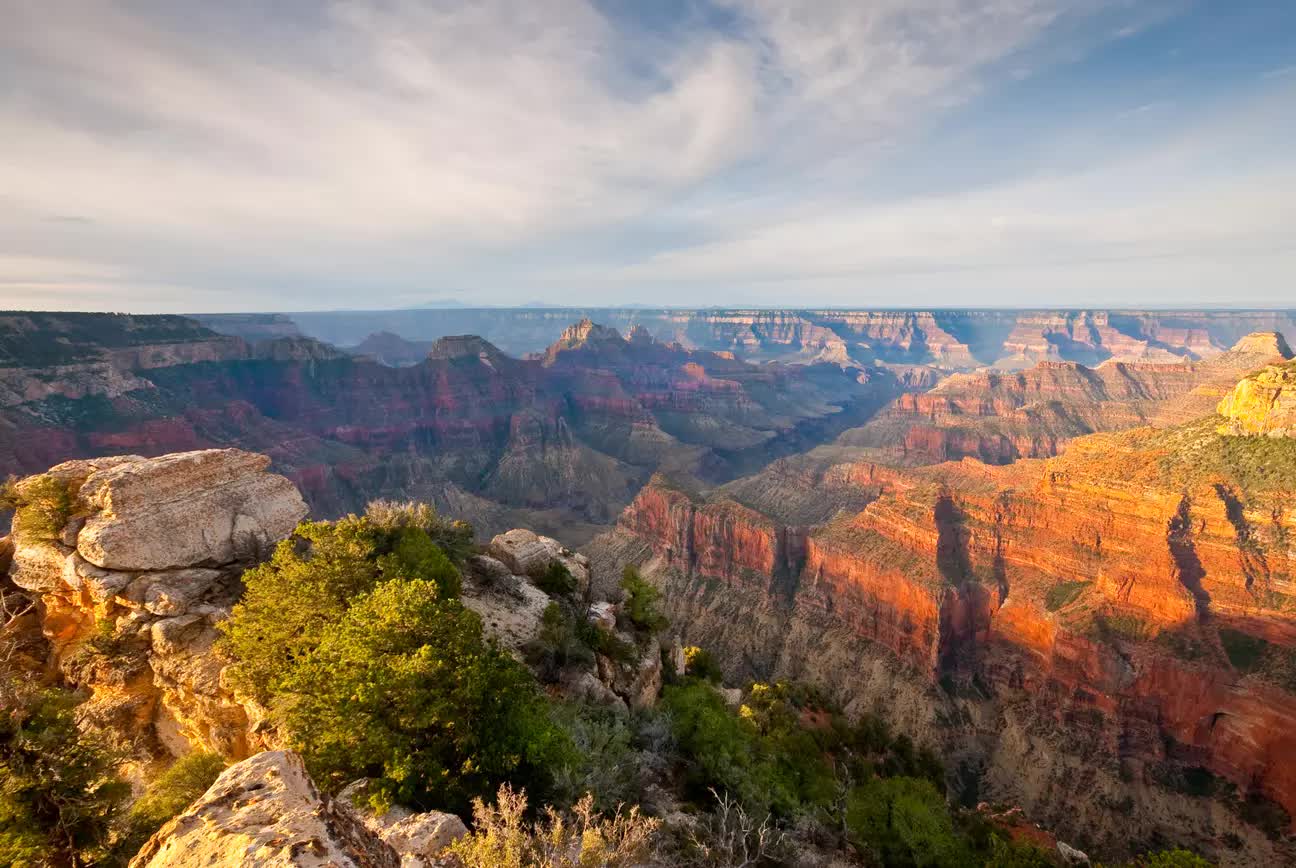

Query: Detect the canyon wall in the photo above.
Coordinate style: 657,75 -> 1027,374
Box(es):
231,307 -> 1296,368
0,314 -> 893,545
840,333 -> 1292,465
588,412 -> 1296,865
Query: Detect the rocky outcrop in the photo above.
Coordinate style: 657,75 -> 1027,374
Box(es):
347,332 -> 435,367
488,528 -> 591,594
130,751 -> 406,868
1218,361 -> 1296,437
462,533 -> 667,713
338,781 -> 468,868
6,449 -> 308,758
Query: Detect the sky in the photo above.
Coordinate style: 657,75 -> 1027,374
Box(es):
1,0 -> 1294,313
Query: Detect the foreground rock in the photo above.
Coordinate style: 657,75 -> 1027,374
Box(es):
131,751 -> 413,868
7,449 -> 308,758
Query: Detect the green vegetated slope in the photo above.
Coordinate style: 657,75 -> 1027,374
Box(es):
2,501 -> 1212,867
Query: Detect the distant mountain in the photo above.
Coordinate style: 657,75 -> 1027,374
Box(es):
0,312 -> 895,545
416,298 -> 472,308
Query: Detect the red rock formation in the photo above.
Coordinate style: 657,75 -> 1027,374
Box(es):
593,409 -> 1296,862
842,334 -> 1292,465
0,316 -> 892,543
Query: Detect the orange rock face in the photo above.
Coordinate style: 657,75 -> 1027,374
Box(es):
605,417 -> 1296,856
842,335 -> 1292,465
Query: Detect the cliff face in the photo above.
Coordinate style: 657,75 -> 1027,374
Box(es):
265,307 -> 1296,369
840,334 -> 1293,465
588,411 -> 1296,864
1,315 -> 893,545
1218,360 -> 1296,437
7,449 -> 308,759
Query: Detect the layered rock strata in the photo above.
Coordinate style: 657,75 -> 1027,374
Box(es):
7,449 -> 308,758
588,411 -> 1296,865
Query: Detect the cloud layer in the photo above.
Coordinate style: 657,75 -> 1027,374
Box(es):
1,0 -> 1293,310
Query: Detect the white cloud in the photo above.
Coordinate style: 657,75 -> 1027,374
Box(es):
0,0 -> 1289,310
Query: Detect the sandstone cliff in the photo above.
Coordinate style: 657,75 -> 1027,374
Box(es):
588,402 -> 1296,865
841,333 -> 1292,465
1218,360 -> 1296,437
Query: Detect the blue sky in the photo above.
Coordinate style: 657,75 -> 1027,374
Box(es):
1,0 -> 1293,312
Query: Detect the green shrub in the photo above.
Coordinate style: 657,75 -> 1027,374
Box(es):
683,646 -> 724,683
1127,849 -> 1215,867
986,836 -> 1056,867
218,510 -> 462,704
548,704 -> 642,812
5,474 -> 75,542
620,566 -> 668,633
535,560 -> 577,596
662,681 -> 777,812
1097,612 -> 1151,643
364,499 -> 475,564
528,603 -> 596,680
281,578 -> 569,815
0,676 -> 129,867
1044,581 -> 1086,612
575,618 -> 639,666
845,776 -> 969,867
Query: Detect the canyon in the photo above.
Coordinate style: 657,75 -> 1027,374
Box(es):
197,307 -> 1296,369
587,357 -> 1296,865
0,313 -> 893,545
5,309 -> 1296,864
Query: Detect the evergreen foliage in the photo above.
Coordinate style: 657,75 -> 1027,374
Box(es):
0,678 -> 129,867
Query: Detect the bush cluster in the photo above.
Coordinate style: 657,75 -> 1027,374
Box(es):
2,473 -> 76,542
219,504 -> 567,815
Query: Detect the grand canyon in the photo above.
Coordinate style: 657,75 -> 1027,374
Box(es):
2,307 -> 1295,866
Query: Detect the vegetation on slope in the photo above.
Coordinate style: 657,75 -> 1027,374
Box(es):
3,498 -> 1222,866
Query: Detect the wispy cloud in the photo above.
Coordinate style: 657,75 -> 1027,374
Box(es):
0,0 -> 1292,311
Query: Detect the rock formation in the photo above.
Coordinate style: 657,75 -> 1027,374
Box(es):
842,333 -> 1292,465
0,312 -> 892,546
1218,360 -> 1296,437
240,307 -> 1296,369
129,750 -> 468,868
7,449 -> 308,758
588,386 -> 1296,865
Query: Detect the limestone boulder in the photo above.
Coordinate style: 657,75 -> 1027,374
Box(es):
74,449 -> 308,570
338,781 -> 467,868
488,528 -> 590,595
459,576 -> 551,655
